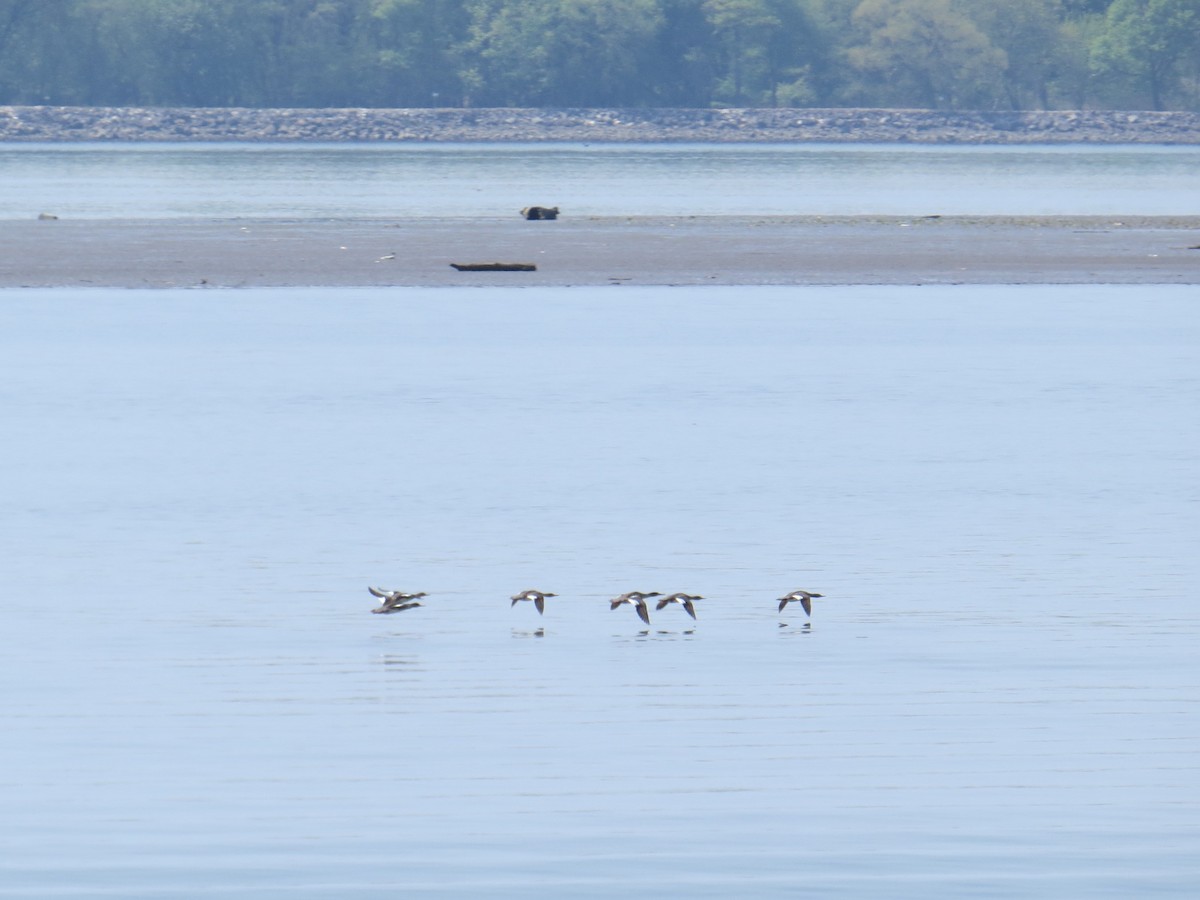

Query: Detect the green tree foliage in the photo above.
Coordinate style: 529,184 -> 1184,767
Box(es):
0,0 -> 1196,110
100,0 -> 278,105
0,0 -> 84,102
368,0 -> 470,105
1091,0 -> 1199,108
1050,12 -> 1108,108
650,0 -> 719,104
702,0 -> 823,106
970,0 -> 1065,109
844,0 -> 1006,108
460,0 -> 665,105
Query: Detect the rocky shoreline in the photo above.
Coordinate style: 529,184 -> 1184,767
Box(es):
2,106 -> 1199,144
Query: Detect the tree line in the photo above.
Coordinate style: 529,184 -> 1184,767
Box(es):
1,0 -> 1197,111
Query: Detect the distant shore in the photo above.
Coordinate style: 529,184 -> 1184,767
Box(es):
4,215 -> 1198,288
2,106 -> 1200,144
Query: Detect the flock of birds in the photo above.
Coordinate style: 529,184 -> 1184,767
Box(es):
368,587 -> 826,624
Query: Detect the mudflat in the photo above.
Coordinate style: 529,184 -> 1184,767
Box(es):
2,215 -> 1198,288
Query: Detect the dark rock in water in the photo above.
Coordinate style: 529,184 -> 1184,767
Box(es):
521,206 -> 559,220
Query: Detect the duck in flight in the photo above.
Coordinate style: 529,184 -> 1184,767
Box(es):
368,587 -> 427,614
656,592 -> 701,620
511,589 -> 556,615
610,591 -> 659,625
777,589 -> 823,616
372,600 -> 422,614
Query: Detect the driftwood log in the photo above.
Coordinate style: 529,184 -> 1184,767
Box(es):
450,262 -> 537,272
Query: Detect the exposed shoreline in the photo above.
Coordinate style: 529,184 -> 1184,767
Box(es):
3,106 -> 1200,144
5,215 -> 1198,288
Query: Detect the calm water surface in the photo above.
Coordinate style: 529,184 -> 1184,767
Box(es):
2,285 -> 1197,896
4,142 -> 1200,218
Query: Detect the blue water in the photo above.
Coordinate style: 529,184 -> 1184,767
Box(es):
2,285 -> 1197,896
4,142 -> 1200,218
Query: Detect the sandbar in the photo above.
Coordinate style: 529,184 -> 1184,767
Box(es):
2,215 -> 1198,288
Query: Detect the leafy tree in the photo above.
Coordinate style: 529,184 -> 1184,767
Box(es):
845,0 -> 1007,108
0,0 -> 82,102
0,0 -> 1197,110
1049,10 -> 1107,107
803,0 -> 863,103
460,0 -> 664,106
702,0 -> 822,106
367,0 -> 470,106
1091,0 -> 1200,109
650,0 -> 719,105
260,0 -> 377,107
88,0 -> 274,106
967,0 -> 1064,108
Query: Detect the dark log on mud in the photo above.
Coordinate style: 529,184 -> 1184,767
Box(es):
450,262 -> 537,271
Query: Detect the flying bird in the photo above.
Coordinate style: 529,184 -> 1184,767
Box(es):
371,601 -> 422,614
610,591 -> 659,625
777,590 -> 823,616
656,592 -> 701,620
511,589 -> 556,615
368,587 -> 427,614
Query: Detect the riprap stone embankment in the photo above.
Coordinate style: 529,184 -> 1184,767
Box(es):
2,106 -> 1198,143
